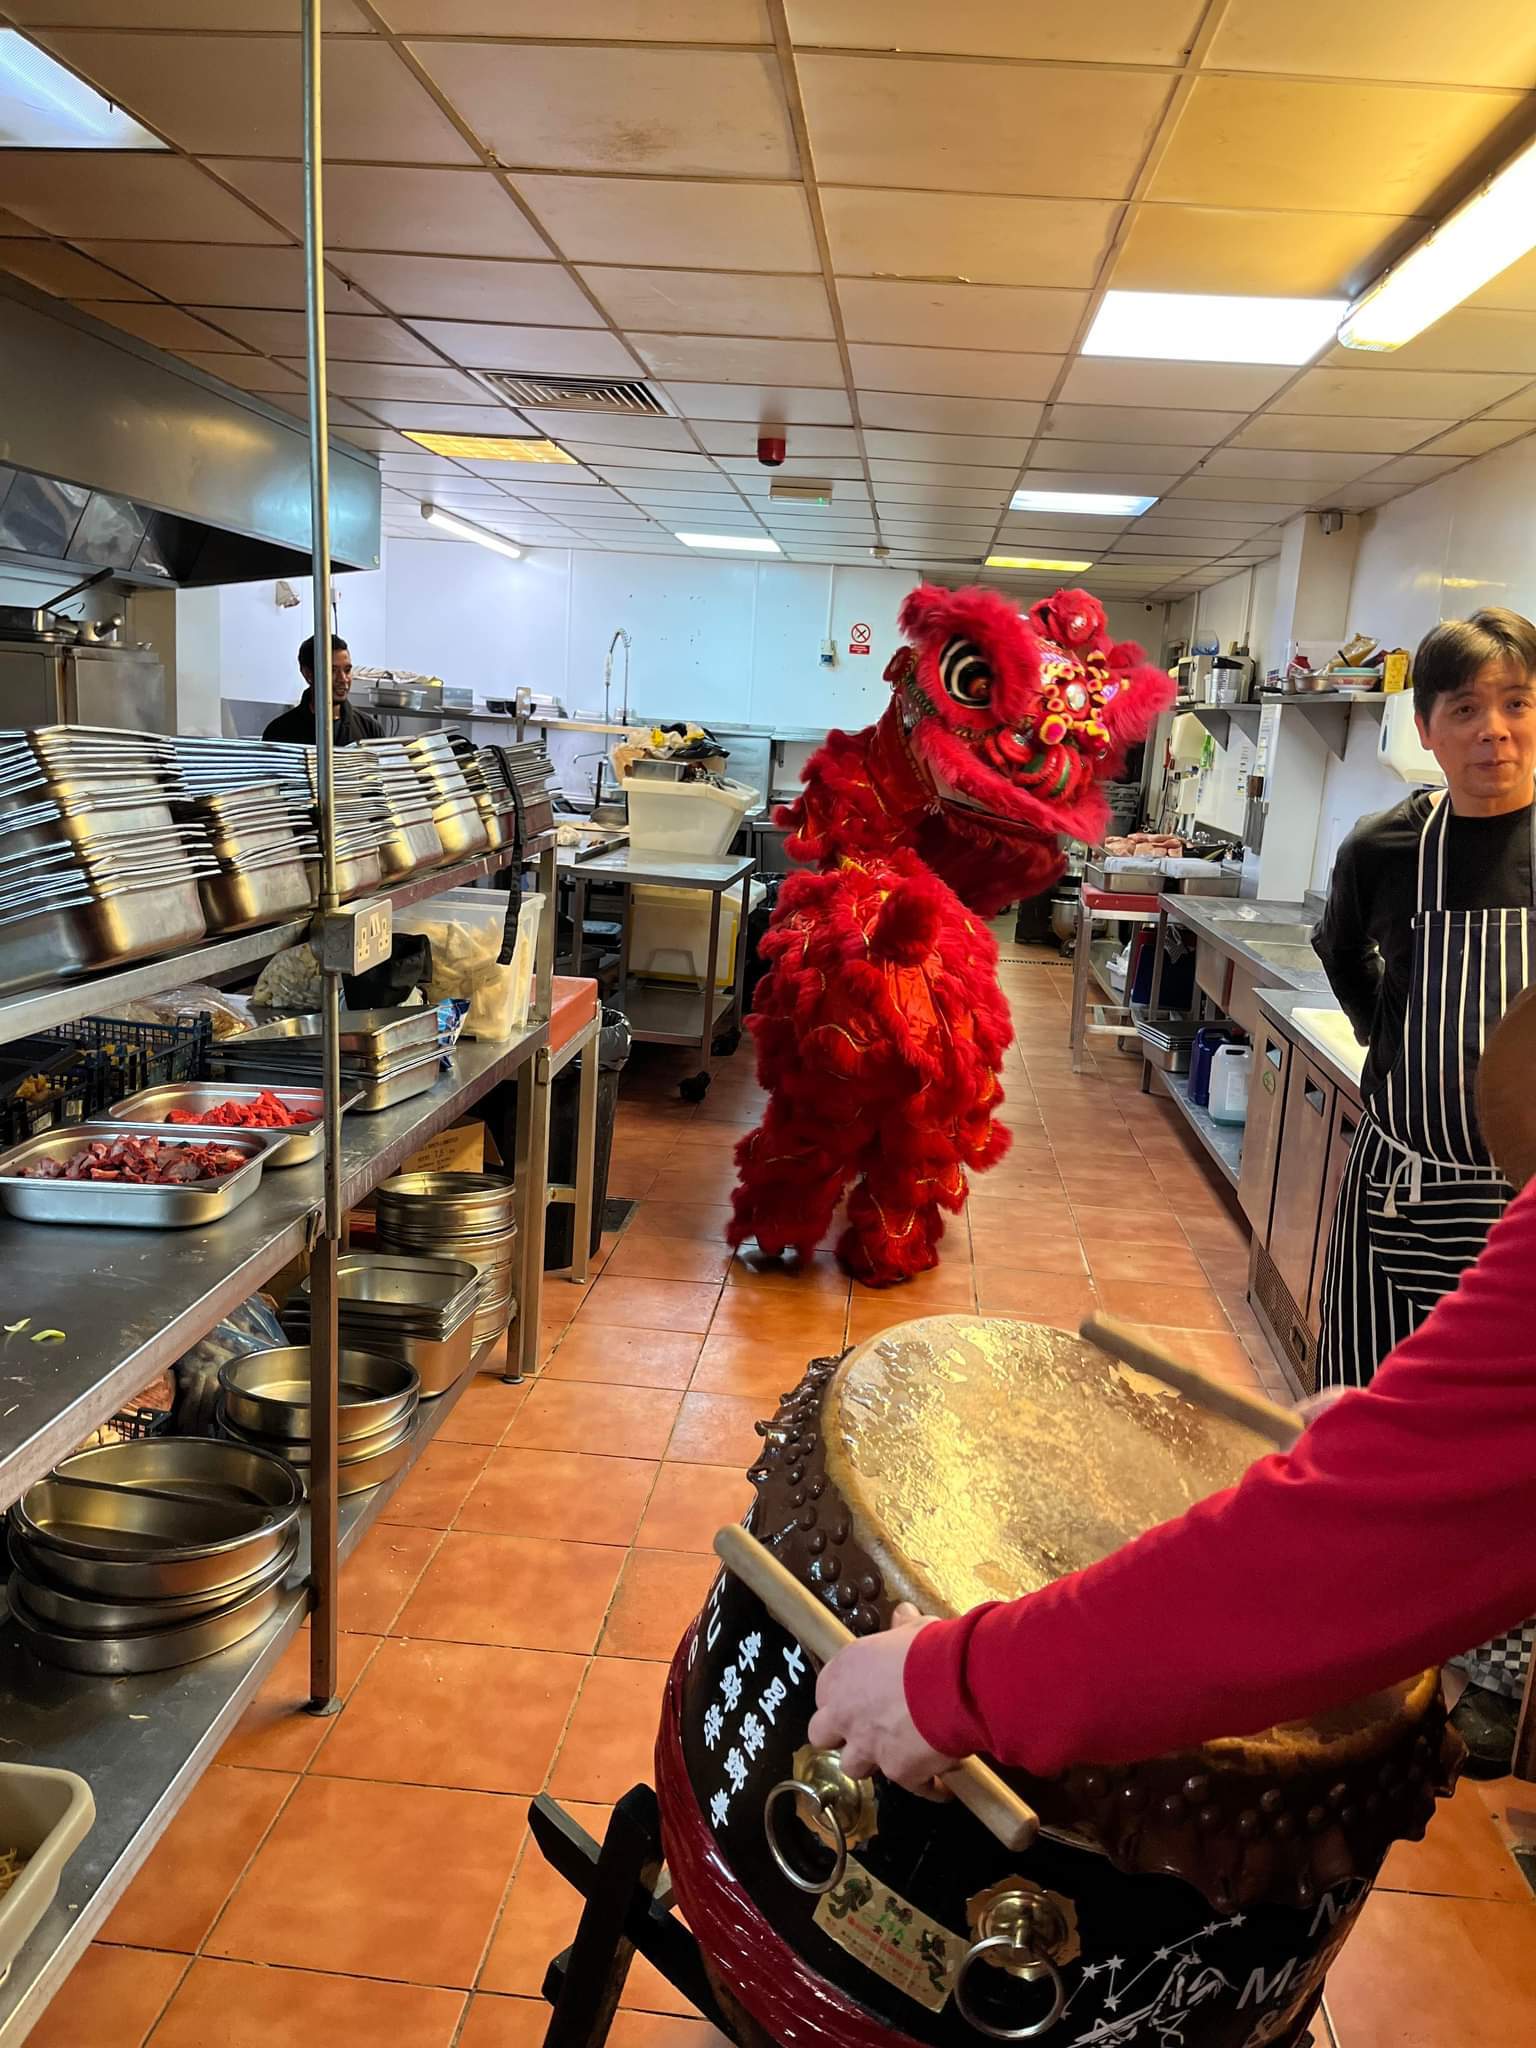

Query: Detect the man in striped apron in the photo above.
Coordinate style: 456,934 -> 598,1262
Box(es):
1314,608 -> 1536,1774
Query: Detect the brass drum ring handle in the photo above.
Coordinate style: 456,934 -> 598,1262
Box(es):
764,1777 -> 848,1896
953,1936 -> 1067,2041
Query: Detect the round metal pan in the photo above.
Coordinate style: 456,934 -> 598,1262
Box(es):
10,1527 -> 298,1636
218,1346 -> 419,1442
216,1401 -> 417,1468
336,1431 -> 416,1497
12,1473 -> 299,1569
9,1574 -> 287,1675
56,1437 -> 303,1515
6,1509 -> 296,1600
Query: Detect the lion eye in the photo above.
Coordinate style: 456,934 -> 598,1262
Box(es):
938,636 -> 993,707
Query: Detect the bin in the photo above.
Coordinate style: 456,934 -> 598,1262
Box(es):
545,1006 -> 632,1267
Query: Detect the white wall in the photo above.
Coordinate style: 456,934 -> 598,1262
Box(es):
205,564 -> 388,712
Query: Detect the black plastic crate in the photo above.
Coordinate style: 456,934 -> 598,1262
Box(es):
0,1039 -> 93,1147
41,1014 -> 213,1116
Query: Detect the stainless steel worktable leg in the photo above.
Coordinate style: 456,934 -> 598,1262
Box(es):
510,1044 -> 552,1381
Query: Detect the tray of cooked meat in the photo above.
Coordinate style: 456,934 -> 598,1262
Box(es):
0,1125 -> 274,1226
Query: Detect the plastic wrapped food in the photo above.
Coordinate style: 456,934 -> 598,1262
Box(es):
111,983 -> 256,1040
168,1294 -> 287,1437
252,943 -> 322,1013
395,897 -> 519,1039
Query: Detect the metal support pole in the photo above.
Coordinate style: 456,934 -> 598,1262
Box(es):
302,0 -> 342,1717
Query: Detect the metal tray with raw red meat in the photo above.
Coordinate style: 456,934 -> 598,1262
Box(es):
101,1083 -> 362,1167
0,1124 -> 275,1227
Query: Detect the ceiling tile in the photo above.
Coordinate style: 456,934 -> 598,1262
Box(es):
77,240 -> 307,308
1484,388 -> 1536,421
875,483 -> 1008,505
1057,359 -> 1292,410
207,161 -> 548,259
76,301 -> 244,351
404,321 -> 640,375
697,423 -> 859,458
274,360 -> 488,403
1419,419 -> 1533,456
409,44 -> 796,177
1327,481 -> 1414,509
1042,402 -> 1244,443
377,0 -> 768,33
1470,247 -> 1536,314
1273,366 -> 1529,417
798,55 -> 1171,198
866,459 -> 1017,488
849,344 -> 1060,399
207,307 -> 441,362
820,189 -> 1116,290
1148,77 -> 1525,214
1111,203 -> 1417,299
178,352 -> 306,394
568,446 -> 717,472
1171,475 -> 1319,503
1137,517 -> 1267,537
1198,448 -> 1383,483
512,176 -> 814,271
1111,533 -> 1234,556
718,456 -> 866,479
1364,454 -> 1468,485
1020,467 -> 1178,493
860,429 -> 1027,465
1322,308 -> 1536,376
0,241 -> 147,301
35,33 -> 477,162
517,410 -> 698,451
335,254 -> 601,326
835,279 -> 1086,354
1035,439 -> 1207,472
1227,413 -> 1445,453
631,334 -> 844,385
1207,0 -> 1536,88
996,526 -> 1133,549
599,467 -> 740,492
659,382 -> 853,424
1165,487 -> 1309,517
364,401 -> 547,433
579,269 -> 832,339
265,391 -> 375,428
8,1 -> 366,21
787,0 -> 1203,62
0,152 -> 284,244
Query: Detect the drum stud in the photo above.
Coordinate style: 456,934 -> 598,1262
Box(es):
797,1507 -> 817,1531
1237,1808 -> 1261,1837
789,1490 -> 805,1507
809,1476 -> 824,1497
830,1512 -> 849,1542
1328,1782 -> 1349,1807
1273,1814 -> 1297,1839
1080,1771 -> 1105,1797
1120,1784 -> 1148,1810
1380,1762 -> 1399,1786
1342,1805 -> 1360,1825
1184,1773 -> 1210,1801
1199,1805 -> 1221,1831
820,1552 -> 840,1579
807,1532 -> 827,1554
1365,1792 -> 1382,1813
1261,1789 -> 1285,1813
1306,1805 -> 1328,1832
854,1604 -> 879,1633
1159,1794 -> 1184,1820
1406,1763 -> 1425,1785
837,1582 -> 859,1610
858,1572 -> 880,1598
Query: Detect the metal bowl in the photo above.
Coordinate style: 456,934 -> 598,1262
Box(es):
9,1573 -> 287,1675
7,1512 -> 296,1600
10,1527 -> 297,1635
375,1172 -> 516,1229
56,1437 -> 304,1516
218,1346 -> 419,1442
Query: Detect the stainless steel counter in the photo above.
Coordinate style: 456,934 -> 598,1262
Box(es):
1157,892 -> 1335,997
1256,988 -> 1366,1100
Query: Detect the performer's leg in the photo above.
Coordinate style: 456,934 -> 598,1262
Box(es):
728,1097 -> 861,1261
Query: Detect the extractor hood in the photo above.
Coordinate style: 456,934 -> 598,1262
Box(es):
0,276 -> 380,588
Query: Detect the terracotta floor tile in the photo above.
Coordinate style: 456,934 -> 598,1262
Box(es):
628,1203 -> 735,1242
848,1263 -> 976,1311
219,1629 -> 380,1773
458,1994 -> 549,2048
315,1638 -> 586,1794
103,1765 -> 295,1953
608,1160 -> 662,1200
974,1268 -> 1098,1327
510,1380 -> 682,1459
27,1945 -> 184,2048
601,1548 -> 719,1659
647,1166 -> 742,1208
604,1234 -> 735,1284
574,1276 -> 722,1335
539,1279 -> 594,1328
637,1463 -> 753,1552
1379,1779 -> 1529,1901
965,1225 -> 1087,1275
1079,1241 -> 1211,1288
611,2011 -> 733,2048
1119,1325 -> 1260,1378
690,1338 -> 804,1403
147,1959 -> 465,2048
434,1373 -> 528,1446
206,1776 -> 523,1988
544,1323 -> 703,1391
378,1440 -> 494,1530
726,1247 -> 850,1301
458,1448 -> 658,1545
1071,1202 -> 1190,1246
340,1520 -> 443,1635
1324,1890 -> 1536,2046
549,1659 -> 671,1804
846,1295 -> 958,1344
705,1294 -> 847,1351
395,1531 -> 623,1652
668,1391 -> 765,1467
1094,1279 -> 1228,1330
479,1810 -> 608,1999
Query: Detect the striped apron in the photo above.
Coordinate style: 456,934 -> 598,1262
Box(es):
1316,791 -> 1534,1693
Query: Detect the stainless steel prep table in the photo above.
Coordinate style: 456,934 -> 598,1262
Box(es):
557,846 -> 755,1101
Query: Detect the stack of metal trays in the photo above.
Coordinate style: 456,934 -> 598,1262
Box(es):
487,742 -> 557,858
6,1437 -> 301,1674
216,1345 -> 419,1496
403,734 -> 490,863
211,1006 -> 443,1112
283,1251 -> 479,1396
374,1171 -> 518,1346
1137,1013 -> 1200,1074
175,782 -> 317,932
0,727 -> 214,996
301,748 -> 385,898
173,738 -> 383,901
352,738 -> 445,879
442,733 -> 504,850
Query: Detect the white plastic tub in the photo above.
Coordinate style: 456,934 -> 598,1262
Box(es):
630,879 -> 766,990
0,1764 -> 95,1983
621,775 -> 755,855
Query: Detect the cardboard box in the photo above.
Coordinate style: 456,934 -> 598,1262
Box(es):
401,1120 -> 486,1176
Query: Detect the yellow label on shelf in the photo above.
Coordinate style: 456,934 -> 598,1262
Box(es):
812,1856 -> 963,2011
403,1121 -> 486,1176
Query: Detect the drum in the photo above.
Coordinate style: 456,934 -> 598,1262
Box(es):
657,1317 -> 1459,2048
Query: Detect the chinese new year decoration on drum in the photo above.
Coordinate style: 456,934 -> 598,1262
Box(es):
728,584 -> 1173,1286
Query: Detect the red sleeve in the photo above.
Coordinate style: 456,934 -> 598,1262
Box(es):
905,1181 -> 1536,1776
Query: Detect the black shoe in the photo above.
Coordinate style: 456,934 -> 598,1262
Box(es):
1450,1682 -> 1519,1778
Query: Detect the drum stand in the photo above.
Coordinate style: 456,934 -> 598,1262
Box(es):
530,1788 -> 740,2048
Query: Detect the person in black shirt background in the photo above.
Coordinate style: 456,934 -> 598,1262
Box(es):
1311,607 -> 1536,1772
262,633 -> 382,746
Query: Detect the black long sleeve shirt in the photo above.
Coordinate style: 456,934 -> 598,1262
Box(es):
262,695 -> 382,745
1311,792 -> 1533,1105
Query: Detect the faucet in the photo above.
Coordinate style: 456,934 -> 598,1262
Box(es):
604,628 -> 633,729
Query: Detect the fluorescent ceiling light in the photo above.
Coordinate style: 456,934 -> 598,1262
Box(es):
402,432 -> 574,463
1084,291 -> 1345,366
674,531 -> 781,553
0,30 -> 165,148
986,554 -> 1093,572
1011,489 -> 1156,518
420,503 -> 523,559
1340,136 -> 1536,351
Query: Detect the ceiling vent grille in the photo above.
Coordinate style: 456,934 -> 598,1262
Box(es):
484,372 -> 667,416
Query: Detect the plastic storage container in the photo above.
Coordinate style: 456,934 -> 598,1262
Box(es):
628,880 -> 766,990
0,1764 -> 95,1981
621,775 -> 756,855
1208,1043 -> 1253,1125
1189,1024 -> 1234,1109
395,888 -> 535,1040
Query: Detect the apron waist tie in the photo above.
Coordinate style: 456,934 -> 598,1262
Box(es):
1382,1148 -> 1422,1219
1366,1117 -> 1504,1217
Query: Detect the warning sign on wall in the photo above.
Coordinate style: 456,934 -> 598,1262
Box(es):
848,622 -> 872,655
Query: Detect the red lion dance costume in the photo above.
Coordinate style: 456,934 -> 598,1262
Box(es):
728,584 -> 1173,1287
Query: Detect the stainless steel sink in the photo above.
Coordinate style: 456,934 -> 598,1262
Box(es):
1247,942 -> 1321,970
1235,922 -> 1315,946
1291,1006 -> 1366,1081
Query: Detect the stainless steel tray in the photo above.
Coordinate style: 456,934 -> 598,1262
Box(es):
10,1574 -> 286,1675
56,1437 -> 303,1516
0,876 -> 209,999
102,1083 -> 362,1168
7,1513 -> 294,1599
0,1124 -> 272,1227
10,1528 -> 297,1636
218,1345 -> 419,1441
198,854 -> 312,933
306,1250 -> 480,1313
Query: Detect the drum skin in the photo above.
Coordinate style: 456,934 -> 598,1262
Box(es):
658,1323 -> 1459,2048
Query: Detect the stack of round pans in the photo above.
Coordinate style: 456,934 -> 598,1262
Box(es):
284,1251 -> 479,1397
6,1438 -> 301,1675
374,1172 -> 517,1346
216,1345 -> 419,1496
